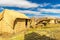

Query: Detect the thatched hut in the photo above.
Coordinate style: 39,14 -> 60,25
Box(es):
36,17 -> 58,27
0,9 -> 30,34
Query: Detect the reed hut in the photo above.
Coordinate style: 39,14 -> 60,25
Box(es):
0,9 -> 30,35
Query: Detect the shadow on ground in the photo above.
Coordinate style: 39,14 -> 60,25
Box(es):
24,32 -> 56,40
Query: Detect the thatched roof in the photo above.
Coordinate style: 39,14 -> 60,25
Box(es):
0,9 -> 29,19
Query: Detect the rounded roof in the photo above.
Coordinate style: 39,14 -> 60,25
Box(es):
0,9 -> 30,19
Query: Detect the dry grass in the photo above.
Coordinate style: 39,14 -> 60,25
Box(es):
0,24 -> 60,40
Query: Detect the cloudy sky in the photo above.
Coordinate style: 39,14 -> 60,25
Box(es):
0,0 -> 60,18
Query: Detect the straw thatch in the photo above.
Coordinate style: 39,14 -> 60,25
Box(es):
0,9 -> 30,35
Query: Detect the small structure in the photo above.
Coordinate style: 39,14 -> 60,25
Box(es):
36,18 -> 49,26
36,17 -> 58,26
0,9 -> 30,35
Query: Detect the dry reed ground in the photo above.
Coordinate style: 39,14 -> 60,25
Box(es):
0,24 -> 60,40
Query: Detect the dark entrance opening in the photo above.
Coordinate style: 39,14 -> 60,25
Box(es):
26,19 -> 28,27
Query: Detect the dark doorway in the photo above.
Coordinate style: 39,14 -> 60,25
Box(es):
26,19 -> 28,27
